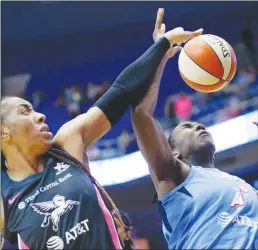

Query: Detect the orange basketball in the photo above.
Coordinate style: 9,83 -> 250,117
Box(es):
178,34 -> 237,93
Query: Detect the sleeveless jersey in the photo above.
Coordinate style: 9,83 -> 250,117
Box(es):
158,165 -> 258,249
1,155 -> 122,250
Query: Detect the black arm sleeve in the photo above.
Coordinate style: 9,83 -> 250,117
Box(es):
94,37 -> 170,125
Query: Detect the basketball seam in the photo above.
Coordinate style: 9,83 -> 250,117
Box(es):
226,43 -> 233,81
201,38 -> 225,79
183,50 -> 223,82
180,70 -> 228,87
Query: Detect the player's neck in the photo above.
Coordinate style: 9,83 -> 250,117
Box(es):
2,145 -> 45,181
188,153 -> 214,168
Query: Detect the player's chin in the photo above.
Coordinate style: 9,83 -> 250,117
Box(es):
39,138 -> 53,153
198,138 -> 215,151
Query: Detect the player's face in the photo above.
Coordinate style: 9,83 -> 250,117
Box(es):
1,97 -> 52,155
172,122 -> 215,158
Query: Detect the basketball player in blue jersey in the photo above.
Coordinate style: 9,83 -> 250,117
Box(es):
132,8 -> 258,250
0,9 -> 203,250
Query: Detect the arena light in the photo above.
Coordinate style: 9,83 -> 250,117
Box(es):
90,110 -> 258,186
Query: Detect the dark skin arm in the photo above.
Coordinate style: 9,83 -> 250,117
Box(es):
131,55 -> 185,199
131,9 -> 197,199
53,107 -> 110,171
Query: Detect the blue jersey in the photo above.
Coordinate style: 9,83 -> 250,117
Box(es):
1,150 -> 122,249
158,165 -> 258,249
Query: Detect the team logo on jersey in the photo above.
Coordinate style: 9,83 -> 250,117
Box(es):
54,162 -> 70,175
30,194 -> 79,232
230,186 -> 248,208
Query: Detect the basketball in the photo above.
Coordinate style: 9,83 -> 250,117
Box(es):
178,34 -> 237,93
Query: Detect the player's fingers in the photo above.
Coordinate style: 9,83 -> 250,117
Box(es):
180,28 -> 203,43
161,23 -> 166,33
155,8 -> 164,31
184,28 -> 203,38
173,46 -> 182,54
192,28 -> 204,37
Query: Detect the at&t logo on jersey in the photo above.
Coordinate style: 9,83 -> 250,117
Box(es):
65,219 -> 90,245
30,194 -> 79,232
46,219 -> 90,249
217,212 -> 258,230
47,236 -> 64,250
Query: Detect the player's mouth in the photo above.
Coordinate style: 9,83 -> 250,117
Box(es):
198,131 -> 210,137
40,125 -> 52,137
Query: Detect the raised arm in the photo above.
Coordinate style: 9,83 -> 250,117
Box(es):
131,58 -> 179,197
131,9 -> 202,198
53,34 -> 169,164
53,8 -> 203,168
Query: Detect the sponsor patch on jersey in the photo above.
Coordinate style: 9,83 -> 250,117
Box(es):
54,162 -> 70,175
45,219 -> 90,249
47,236 -> 64,250
218,211 -> 258,230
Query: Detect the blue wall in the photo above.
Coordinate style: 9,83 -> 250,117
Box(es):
2,2 -> 258,76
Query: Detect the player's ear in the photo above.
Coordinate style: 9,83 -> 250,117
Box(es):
1,126 -> 11,144
172,148 -> 180,159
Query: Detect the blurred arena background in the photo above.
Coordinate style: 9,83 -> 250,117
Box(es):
2,1 -> 258,249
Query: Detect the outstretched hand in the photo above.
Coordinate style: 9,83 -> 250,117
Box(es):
153,8 -> 182,59
153,8 -> 203,51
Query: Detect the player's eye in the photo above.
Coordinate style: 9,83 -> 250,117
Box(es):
183,124 -> 192,128
21,109 -> 29,115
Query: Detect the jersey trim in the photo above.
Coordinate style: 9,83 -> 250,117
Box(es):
18,234 -> 29,250
159,165 -> 197,204
94,186 -> 122,250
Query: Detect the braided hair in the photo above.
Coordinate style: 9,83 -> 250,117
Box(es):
119,211 -> 134,250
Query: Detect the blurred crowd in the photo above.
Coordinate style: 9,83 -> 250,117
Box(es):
30,28 -> 258,161
32,80 -> 111,117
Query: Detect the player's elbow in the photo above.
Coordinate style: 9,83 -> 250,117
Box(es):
132,105 -> 154,119
131,107 -> 153,126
